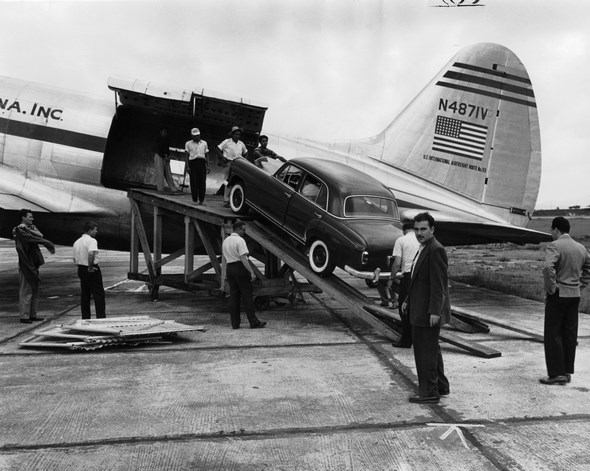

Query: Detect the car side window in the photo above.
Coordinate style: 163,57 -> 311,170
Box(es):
299,175 -> 328,209
344,196 -> 398,218
275,164 -> 303,190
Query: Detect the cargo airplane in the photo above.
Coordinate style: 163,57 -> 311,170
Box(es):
0,42 -> 551,252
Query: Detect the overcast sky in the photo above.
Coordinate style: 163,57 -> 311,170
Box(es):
1,0 -> 588,209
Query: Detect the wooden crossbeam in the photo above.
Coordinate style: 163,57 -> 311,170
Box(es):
192,219 -> 222,281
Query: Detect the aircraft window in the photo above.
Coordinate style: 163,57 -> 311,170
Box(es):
275,164 -> 303,190
344,196 -> 399,218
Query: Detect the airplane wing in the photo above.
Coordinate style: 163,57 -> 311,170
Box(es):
0,165 -> 116,215
399,208 -> 550,245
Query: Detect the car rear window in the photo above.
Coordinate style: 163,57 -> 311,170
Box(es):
344,196 -> 399,219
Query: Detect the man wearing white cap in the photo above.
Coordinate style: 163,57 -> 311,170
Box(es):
217,126 -> 248,207
185,128 -> 210,205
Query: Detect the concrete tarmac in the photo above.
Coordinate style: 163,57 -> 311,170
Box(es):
1,240 -> 590,470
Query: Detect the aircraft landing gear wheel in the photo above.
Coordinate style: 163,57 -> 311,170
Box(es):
254,295 -> 270,311
229,182 -> 249,215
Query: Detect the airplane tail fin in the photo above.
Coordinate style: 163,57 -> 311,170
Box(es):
375,42 -> 540,223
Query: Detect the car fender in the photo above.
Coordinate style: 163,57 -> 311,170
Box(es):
305,218 -> 366,253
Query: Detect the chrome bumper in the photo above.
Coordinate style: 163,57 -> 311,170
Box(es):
343,266 -> 392,281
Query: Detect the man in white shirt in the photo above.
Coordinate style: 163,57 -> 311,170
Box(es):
388,221 -> 420,348
221,219 -> 266,329
72,221 -> 106,319
217,126 -> 248,207
185,128 -> 210,205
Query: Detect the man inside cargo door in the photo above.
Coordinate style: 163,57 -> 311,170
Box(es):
154,126 -> 180,193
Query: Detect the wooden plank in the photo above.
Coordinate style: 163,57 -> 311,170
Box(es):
449,314 -> 490,334
130,208 -> 139,274
193,219 -> 223,282
127,190 -> 243,226
153,206 -> 163,276
452,306 -> 543,342
129,199 -> 157,282
184,216 -> 195,277
439,331 -> 502,358
155,248 -> 185,270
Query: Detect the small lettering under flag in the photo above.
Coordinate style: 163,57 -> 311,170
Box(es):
432,115 -> 488,161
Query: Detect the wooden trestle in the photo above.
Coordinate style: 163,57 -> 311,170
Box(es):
127,189 -> 319,307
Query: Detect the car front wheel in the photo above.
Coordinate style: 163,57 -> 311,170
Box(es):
229,182 -> 249,215
308,239 -> 335,277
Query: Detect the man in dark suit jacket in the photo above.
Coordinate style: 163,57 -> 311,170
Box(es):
540,216 -> 590,385
403,212 -> 451,404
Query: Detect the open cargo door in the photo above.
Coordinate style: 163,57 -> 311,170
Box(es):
101,76 -> 267,191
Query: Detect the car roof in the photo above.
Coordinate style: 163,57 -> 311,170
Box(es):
290,158 -> 394,198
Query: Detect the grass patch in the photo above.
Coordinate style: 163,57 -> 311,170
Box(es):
448,242 -> 590,314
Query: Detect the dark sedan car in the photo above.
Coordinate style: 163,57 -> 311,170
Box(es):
227,157 -> 403,278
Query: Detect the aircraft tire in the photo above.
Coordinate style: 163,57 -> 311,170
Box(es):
229,182 -> 249,215
308,239 -> 335,277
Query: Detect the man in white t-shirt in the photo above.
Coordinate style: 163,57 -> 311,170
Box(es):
388,221 -> 420,348
217,126 -> 248,207
221,219 -> 266,329
72,221 -> 106,319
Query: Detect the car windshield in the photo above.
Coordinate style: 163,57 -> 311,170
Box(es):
344,196 -> 399,219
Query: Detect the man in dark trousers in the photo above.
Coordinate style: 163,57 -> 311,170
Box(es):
221,219 -> 266,330
388,221 -> 420,348
73,221 -> 106,319
403,212 -> 450,404
184,128 -> 210,205
541,216 -> 590,385
13,209 -> 55,323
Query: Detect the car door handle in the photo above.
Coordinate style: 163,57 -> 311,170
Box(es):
284,192 -> 292,198
314,212 -> 322,219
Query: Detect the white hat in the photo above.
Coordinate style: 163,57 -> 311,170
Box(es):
191,128 -> 200,136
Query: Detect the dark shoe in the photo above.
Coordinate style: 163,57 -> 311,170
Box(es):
232,326 -> 240,330
199,201 -> 205,205
539,376 -> 567,385
30,317 -> 44,321
566,374 -> 572,383
380,300 -> 390,307
391,341 -> 411,349
20,319 -> 33,324
250,321 -> 267,329
439,389 -> 450,396
409,395 -> 440,404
